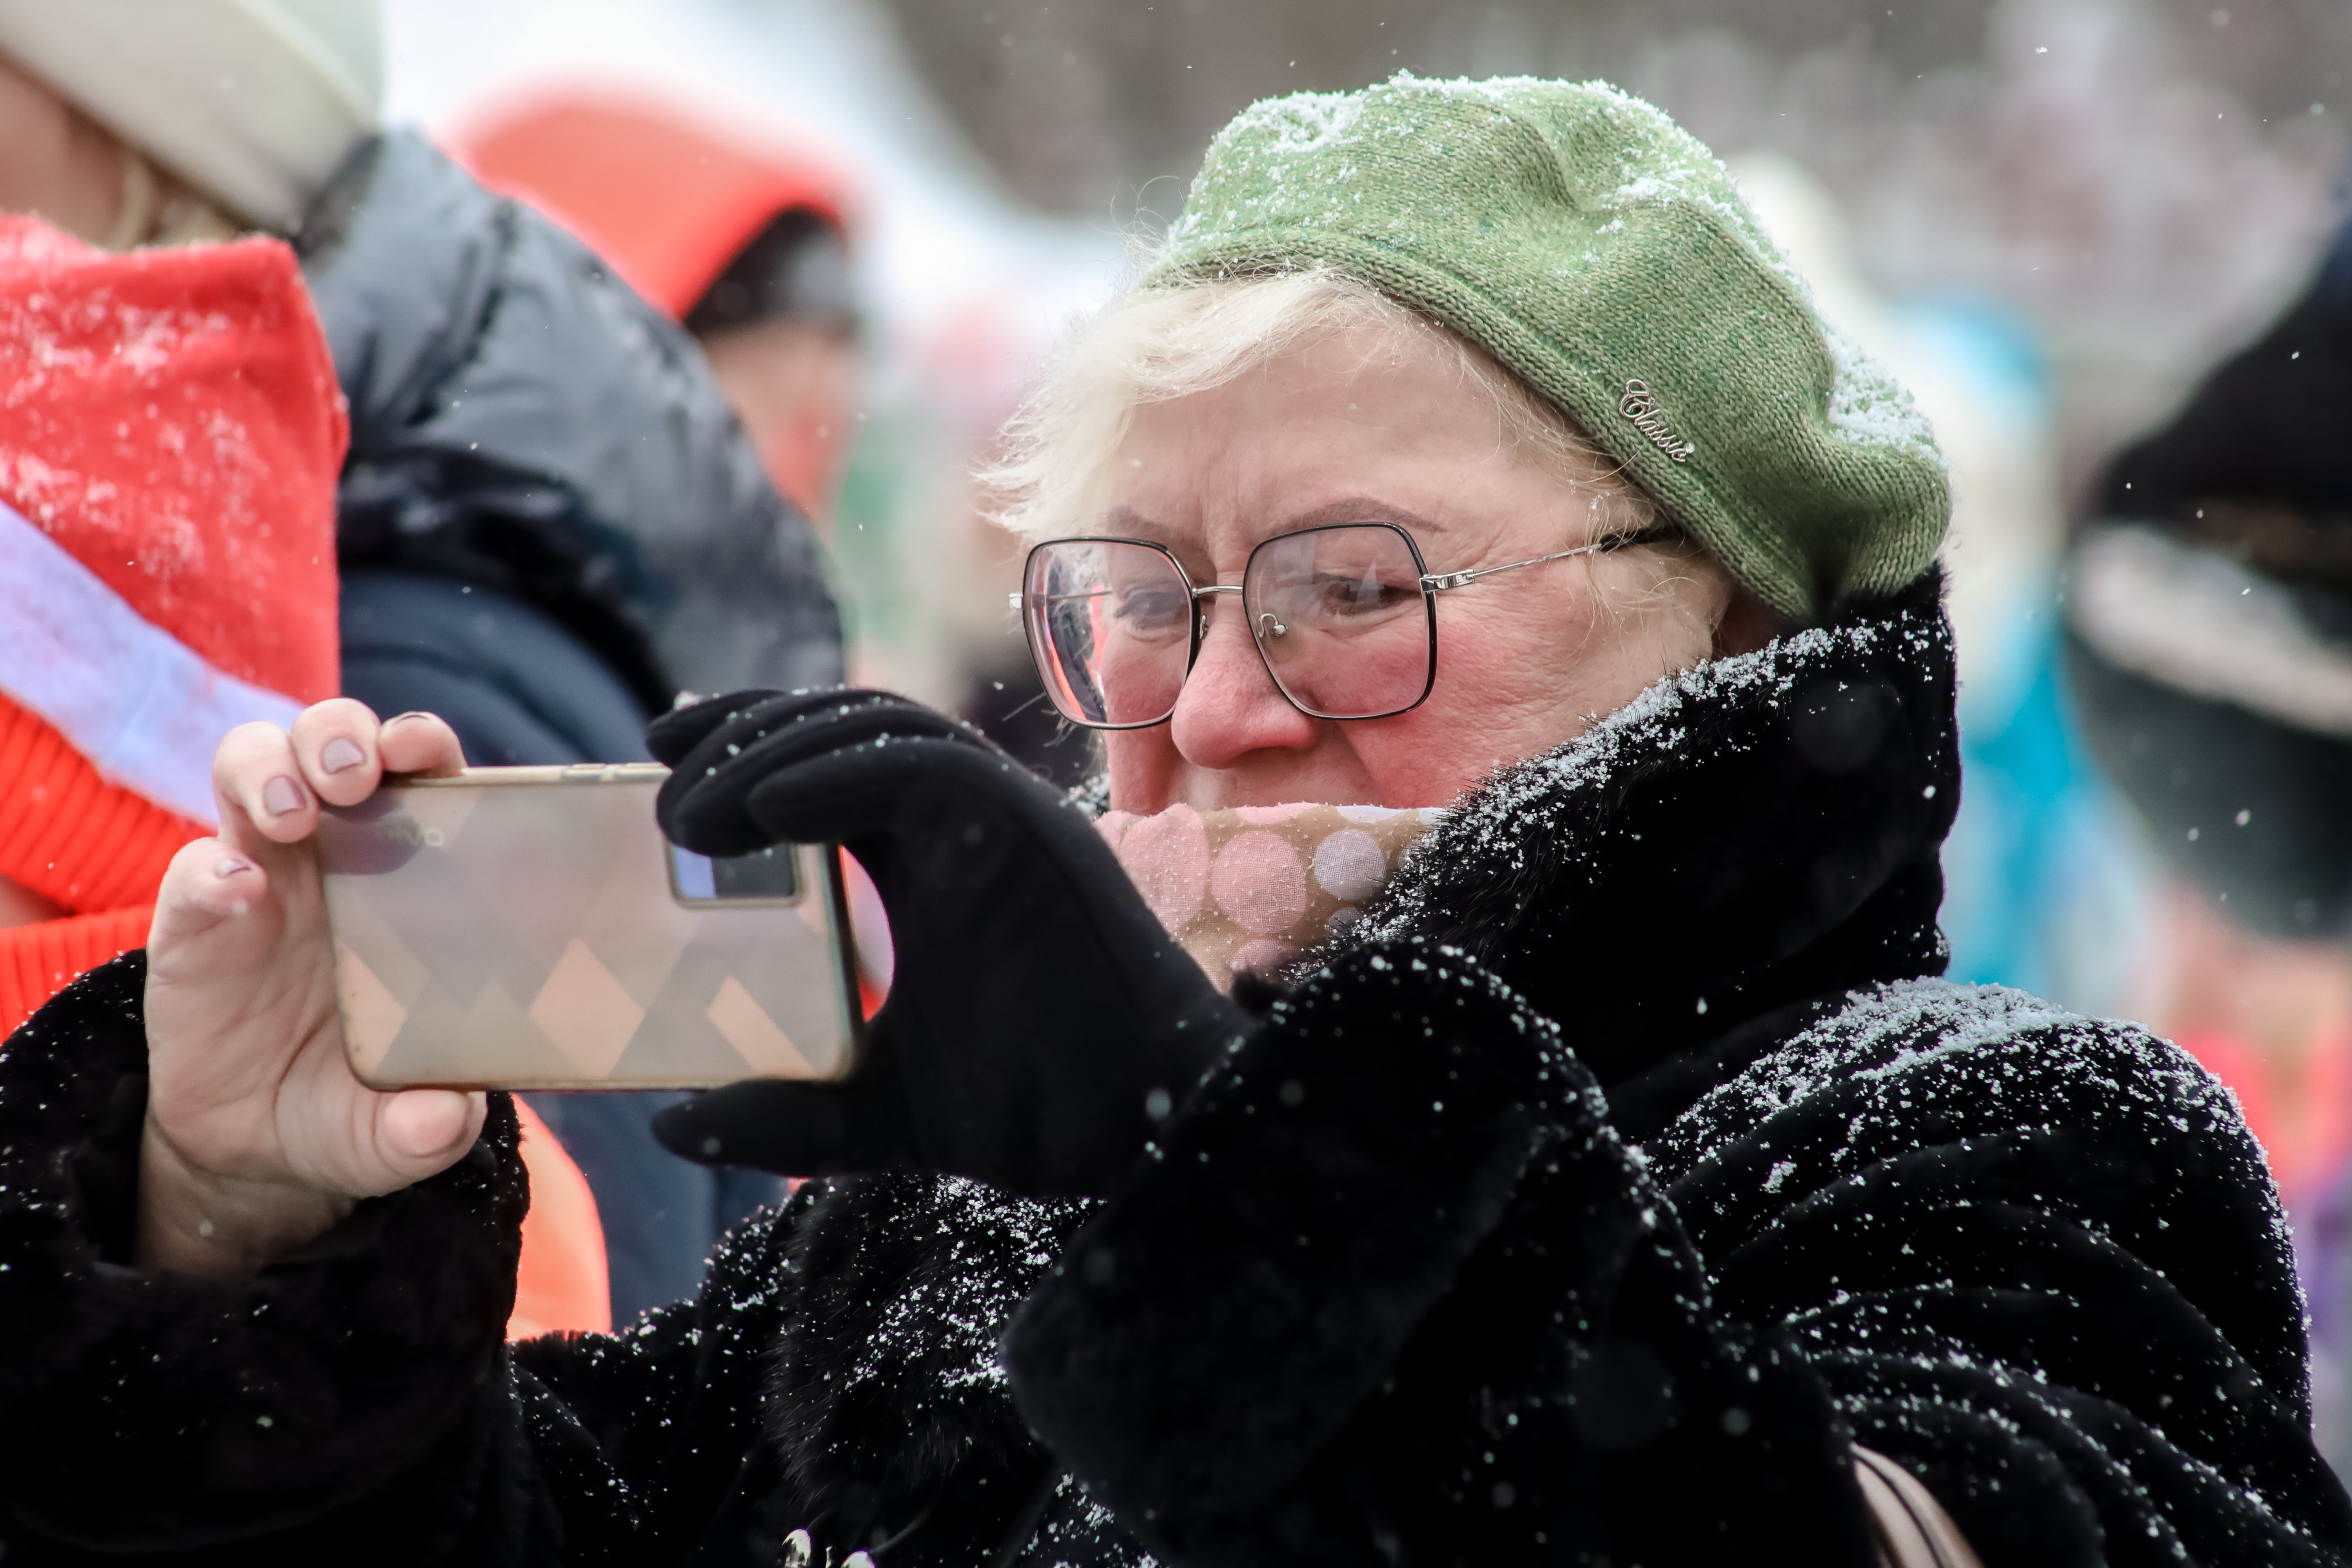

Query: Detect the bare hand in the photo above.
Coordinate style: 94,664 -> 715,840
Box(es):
138,702 -> 487,1279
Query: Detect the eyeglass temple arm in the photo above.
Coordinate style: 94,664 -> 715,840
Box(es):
1420,526 -> 1679,593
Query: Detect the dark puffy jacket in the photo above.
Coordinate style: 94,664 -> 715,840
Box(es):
304,132 -> 834,1316
304,131 -> 845,715
2,576 -> 2344,1565
339,570 -> 652,766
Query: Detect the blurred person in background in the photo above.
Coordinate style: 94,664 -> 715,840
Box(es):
0,218 -> 343,1040
447,89 -> 1102,797
448,93 -> 893,1247
0,211 -> 607,1341
2067,213 -> 2352,1475
0,0 -> 847,1325
1728,154 -> 2141,1019
450,91 -> 864,536
4,74 -> 2340,1568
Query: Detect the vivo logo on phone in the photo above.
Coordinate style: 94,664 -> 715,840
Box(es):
375,820 -> 447,848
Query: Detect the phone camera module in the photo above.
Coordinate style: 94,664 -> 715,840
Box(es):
670,844 -> 800,904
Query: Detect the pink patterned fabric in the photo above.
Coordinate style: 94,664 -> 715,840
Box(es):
1096,802 -> 1445,989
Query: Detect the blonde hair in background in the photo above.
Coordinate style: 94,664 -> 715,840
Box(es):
983,269 -> 1663,551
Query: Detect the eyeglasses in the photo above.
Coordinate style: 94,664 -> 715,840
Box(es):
1015,521 -> 1668,729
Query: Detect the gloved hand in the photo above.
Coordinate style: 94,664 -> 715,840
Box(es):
644,690 -> 1245,1197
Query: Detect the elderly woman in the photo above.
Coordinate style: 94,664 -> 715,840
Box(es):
1,77 -> 2341,1568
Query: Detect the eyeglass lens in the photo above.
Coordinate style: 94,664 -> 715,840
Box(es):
1022,524 -> 1436,729
1243,525 -> 1434,719
1024,539 -> 1192,727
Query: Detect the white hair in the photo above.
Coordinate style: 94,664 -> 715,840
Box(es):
982,269 -> 1662,548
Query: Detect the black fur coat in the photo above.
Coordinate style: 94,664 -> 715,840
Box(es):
2,577 -> 2345,1566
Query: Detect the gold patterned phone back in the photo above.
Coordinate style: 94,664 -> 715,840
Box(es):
315,764 -> 859,1090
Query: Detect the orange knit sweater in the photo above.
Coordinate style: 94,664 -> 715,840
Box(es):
0,696 -> 209,917
0,906 -> 153,1040
1,695 -> 208,1038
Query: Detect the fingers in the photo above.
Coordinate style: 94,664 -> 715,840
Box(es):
648,686 -> 916,779
374,1089 -> 488,1187
212,720 -> 318,852
214,704 -> 468,855
739,739 -> 1170,979
376,710 -> 465,779
290,701 -> 465,799
657,693 -> 986,857
736,748 -> 959,853
149,833 -> 273,954
644,687 -> 784,765
288,697 -> 388,807
738,737 -> 1054,848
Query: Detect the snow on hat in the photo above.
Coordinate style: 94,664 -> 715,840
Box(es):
0,216 -> 344,918
1147,74 -> 1951,623
0,0 -> 382,232
448,90 -> 851,324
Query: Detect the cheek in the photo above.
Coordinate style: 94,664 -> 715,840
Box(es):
1103,729 -> 1183,812
1442,565 -> 1716,713
1348,575 -> 1712,802
1427,584 -> 1604,718
1297,599 -> 1595,805
1343,709 -> 1494,804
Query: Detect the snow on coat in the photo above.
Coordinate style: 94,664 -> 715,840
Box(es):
0,572 -> 2341,1565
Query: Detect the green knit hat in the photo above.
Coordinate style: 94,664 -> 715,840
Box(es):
1144,74 -> 1949,622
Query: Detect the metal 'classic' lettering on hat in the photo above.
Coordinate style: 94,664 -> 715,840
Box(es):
1619,379 -> 1697,463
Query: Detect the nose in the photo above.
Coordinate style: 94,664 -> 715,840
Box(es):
1169,596 -> 1319,768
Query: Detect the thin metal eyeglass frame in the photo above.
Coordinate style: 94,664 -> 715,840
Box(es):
1015,521 -> 1669,729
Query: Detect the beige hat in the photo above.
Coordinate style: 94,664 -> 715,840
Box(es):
0,0 -> 381,232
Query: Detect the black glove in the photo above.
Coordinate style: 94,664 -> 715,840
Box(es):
643,690 -> 1245,1196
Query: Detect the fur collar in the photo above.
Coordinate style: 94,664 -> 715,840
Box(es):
1345,568 -> 1958,1114
762,1175 -> 1092,1550
760,573 -> 1960,1544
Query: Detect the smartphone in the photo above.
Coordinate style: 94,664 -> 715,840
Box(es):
314,762 -> 861,1091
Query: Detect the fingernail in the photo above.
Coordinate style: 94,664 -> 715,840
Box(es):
263,775 -> 306,817
215,855 -> 251,879
320,737 -> 365,773
383,711 -> 432,727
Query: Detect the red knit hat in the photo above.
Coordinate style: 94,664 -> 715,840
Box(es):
0,216 -> 345,1032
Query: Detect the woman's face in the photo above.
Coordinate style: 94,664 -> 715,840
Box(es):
1102,328 -> 1740,813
